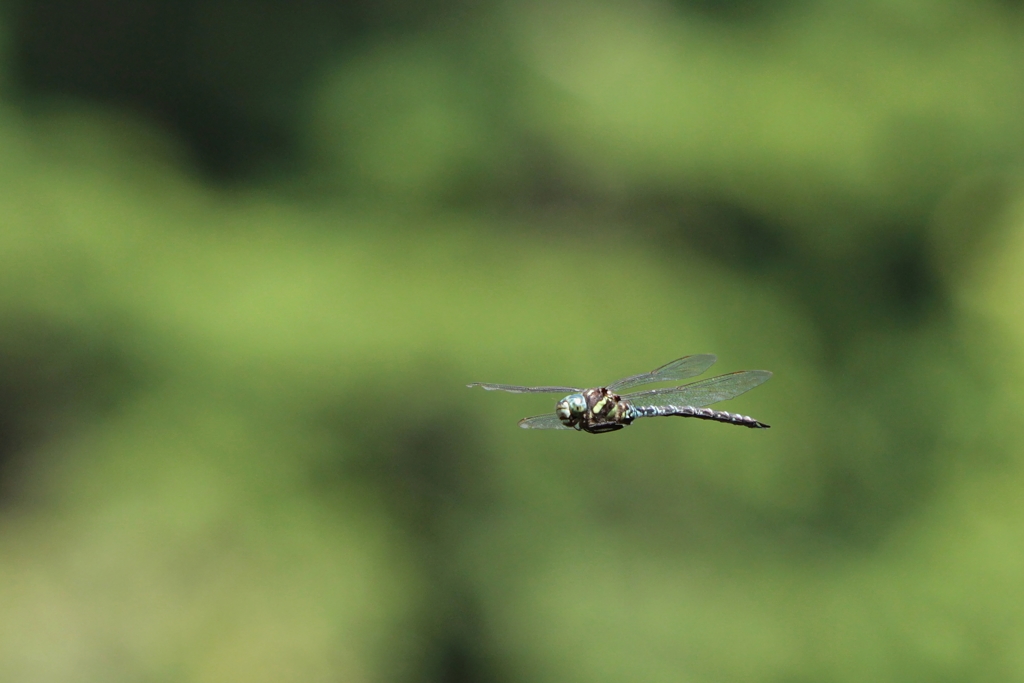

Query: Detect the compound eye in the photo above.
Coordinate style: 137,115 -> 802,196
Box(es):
568,394 -> 587,415
555,399 -> 571,421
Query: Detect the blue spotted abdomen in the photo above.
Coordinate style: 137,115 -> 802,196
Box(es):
628,404 -> 769,429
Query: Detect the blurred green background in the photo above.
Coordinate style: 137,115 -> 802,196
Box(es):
0,0 -> 1023,680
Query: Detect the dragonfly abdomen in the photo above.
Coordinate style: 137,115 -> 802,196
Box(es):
629,404 -> 769,429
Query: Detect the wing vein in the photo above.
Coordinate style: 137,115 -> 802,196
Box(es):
607,354 -> 717,392
623,370 -> 772,408
467,383 -> 581,394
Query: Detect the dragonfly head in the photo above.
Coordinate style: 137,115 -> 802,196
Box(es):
556,393 -> 587,425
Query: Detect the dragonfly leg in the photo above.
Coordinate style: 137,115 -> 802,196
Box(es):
584,423 -> 625,434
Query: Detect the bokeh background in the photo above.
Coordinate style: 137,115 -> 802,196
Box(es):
1,0 -> 1024,681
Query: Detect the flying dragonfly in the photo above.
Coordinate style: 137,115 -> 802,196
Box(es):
468,355 -> 771,434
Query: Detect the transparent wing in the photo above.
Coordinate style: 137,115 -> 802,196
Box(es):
467,383 -> 581,394
518,414 -> 571,429
606,354 -> 717,392
623,370 -> 772,408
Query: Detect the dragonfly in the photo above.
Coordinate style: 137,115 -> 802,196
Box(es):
468,355 -> 771,434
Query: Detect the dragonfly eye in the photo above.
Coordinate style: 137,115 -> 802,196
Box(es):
555,399 -> 571,421
568,394 -> 587,414
556,394 -> 587,422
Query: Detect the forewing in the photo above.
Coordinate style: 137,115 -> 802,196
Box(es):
623,370 -> 771,408
467,383 -> 581,394
518,414 -> 571,429
606,354 -> 717,392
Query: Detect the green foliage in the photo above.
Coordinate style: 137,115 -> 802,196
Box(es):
1,1 -> 1024,681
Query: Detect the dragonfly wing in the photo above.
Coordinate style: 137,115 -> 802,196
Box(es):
518,414 -> 571,429
623,370 -> 771,408
467,383 -> 582,394
606,354 -> 717,392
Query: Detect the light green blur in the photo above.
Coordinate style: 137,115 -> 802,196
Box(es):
0,1 -> 1023,681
